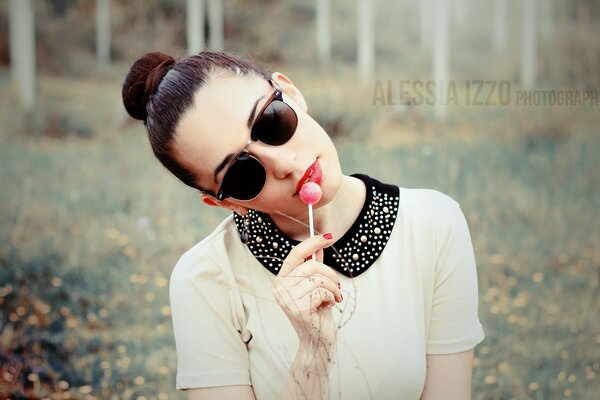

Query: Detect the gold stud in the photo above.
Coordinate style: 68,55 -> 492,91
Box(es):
352,254 -> 359,261
256,236 -> 263,243
360,235 -> 367,243
383,206 -> 389,213
257,217 -> 262,223
272,242 -> 278,249
374,227 -> 381,234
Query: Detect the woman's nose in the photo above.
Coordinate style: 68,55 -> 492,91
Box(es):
251,143 -> 296,179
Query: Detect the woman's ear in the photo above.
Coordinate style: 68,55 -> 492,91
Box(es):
271,72 -> 308,112
199,194 -> 249,215
200,194 -> 221,208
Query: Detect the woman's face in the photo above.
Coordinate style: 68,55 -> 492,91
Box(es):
173,73 -> 343,217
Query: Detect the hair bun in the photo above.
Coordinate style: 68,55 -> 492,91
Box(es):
122,52 -> 176,121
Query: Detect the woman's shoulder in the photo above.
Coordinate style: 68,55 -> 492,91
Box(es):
399,187 -> 460,214
400,186 -> 458,205
396,187 -> 464,234
170,215 -> 241,285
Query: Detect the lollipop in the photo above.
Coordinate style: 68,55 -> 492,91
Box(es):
299,182 -> 322,205
299,182 -> 322,260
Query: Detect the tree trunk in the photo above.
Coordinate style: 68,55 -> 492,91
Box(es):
208,0 -> 224,50
316,0 -> 331,64
540,0 -> 554,38
492,0 -> 508,54
453,0 -> 468,24
96,0 -> 110,67
420,0 -> 432,50
9,0 -> 36,113
521,0 -> 537,88
357,0 -> 374,82
432,0 -> 449,120
187,0 -> 205,55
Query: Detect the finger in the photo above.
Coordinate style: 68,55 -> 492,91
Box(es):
275,273 -> 340,310
285,260 -> 340,289
274,281 -> 336,312
315,248 -> 324,263
306,247 -> 324,263
302,287 -> 336,311
279,233 -> 334,276
292,273 -> 342,303
274,269 -> 331,302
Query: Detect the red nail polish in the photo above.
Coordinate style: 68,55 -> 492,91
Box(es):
323,233 -> 333,240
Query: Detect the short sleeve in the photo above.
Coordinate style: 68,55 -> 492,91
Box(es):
426,200 -> 485,354
170,246 -> 251,389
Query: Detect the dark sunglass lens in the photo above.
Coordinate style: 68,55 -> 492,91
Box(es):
251,101 -> 297,146
221,155 -> 266,200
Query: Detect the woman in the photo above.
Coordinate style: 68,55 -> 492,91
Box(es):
122,51 -> 485,400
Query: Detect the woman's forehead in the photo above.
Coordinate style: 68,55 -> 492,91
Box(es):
174,75 -> 269,186
181,75 -> 266,136
196,74 -> 266,109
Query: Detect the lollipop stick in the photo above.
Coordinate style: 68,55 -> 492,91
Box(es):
299,181 -> 322,262
308,203 -> 316,260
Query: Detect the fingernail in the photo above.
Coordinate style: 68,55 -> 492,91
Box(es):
323,233 -> 333,240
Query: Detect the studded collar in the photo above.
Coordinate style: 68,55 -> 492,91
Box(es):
233,174 -> 400,278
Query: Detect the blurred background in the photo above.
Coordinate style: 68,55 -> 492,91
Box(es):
0,0 -> 598,399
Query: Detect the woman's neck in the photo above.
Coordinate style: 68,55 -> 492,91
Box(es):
270,175 -> 366,242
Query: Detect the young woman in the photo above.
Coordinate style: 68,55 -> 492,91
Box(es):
122,51 -> 485,400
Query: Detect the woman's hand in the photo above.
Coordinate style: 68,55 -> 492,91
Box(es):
273,233 -> 342,352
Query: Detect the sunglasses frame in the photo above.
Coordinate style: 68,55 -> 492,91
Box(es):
214,79 -> 298,202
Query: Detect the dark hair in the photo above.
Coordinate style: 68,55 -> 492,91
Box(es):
122,51 -> 269,190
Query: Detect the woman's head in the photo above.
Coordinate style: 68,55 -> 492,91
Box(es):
122,51 -> 342,216
122,51 -> 269,190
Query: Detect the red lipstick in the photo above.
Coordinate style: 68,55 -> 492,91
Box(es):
295,160 -> 322,194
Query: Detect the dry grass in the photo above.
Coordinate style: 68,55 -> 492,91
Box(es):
1,53 -> 599,400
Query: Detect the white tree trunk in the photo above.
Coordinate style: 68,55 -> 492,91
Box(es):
187,0 -> 205,55
420,0 -> 432,50
9,0 -> 36,113
432,0 -> 449,120
208,0 -> 224,50
453,0 -> 468,24
521,0 -> 537,88
96,0 -> 110,67
357,0 -> 374,82
316,0 -> 331,64
492,0 -> 508,54
540,0 -> 554,37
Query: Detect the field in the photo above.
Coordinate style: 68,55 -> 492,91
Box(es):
0,63 -> 599,400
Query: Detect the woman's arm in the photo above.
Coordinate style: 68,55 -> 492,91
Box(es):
184,341 -> 333,400
184,340 -> 334,400
278,339 -> 335,400
186,234 -> 339,400
419,349 -> 474,400
186,385 -> 256,400
273,234 -> 341,399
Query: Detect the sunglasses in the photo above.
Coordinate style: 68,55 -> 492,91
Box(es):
214,79 -> 298,201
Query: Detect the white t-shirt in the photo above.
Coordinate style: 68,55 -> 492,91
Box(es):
170,181 -> 485,400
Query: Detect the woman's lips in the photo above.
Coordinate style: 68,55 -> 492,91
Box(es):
295,160 -> 322,194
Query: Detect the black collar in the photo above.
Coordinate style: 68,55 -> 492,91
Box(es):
233,174 -> 400,278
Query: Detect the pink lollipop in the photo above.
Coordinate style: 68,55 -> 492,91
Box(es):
299,182 -> 322,260
299,182 -> 322,205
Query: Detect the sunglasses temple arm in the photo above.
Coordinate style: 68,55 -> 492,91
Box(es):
308,204 -> 316,261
